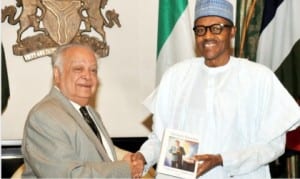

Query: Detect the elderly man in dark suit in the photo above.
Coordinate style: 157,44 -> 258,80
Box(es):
169,140 -> 186,169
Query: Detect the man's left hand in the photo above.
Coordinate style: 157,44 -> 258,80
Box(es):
193,154 -> 223,177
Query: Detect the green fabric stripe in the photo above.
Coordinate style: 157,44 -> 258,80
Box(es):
275,39 -> 300,99
234,1 -> 242,56
157,0 -> 188,58
235,1 -> 264,61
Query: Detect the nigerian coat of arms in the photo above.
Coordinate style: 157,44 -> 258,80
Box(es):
1,0 -> 121,61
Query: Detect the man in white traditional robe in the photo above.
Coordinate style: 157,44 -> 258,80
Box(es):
131,0 -> 300,178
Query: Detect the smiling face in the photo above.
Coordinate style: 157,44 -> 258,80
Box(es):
54,46 -> 98,106
194,16 -> 236,67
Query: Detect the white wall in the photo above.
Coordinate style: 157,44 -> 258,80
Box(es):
1,0 -> 158,139
1,0 -> 236,139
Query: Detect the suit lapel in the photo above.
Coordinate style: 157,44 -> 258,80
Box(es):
49,87 -> 111,161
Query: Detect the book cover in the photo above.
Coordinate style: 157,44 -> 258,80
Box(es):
157,128 -> 200,178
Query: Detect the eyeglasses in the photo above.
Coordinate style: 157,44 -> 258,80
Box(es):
193,24 -> 233,36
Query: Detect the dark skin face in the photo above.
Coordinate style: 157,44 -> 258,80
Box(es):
194,16 -> 236,67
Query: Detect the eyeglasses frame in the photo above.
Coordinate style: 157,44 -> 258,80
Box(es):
193,23 -> 233,36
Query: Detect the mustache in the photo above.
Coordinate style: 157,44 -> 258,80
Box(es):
202,39 -> 218,44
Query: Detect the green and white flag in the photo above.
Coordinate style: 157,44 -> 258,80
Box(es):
256,0 -> 300,100
256,0 -> 300,151
156,0 -> 195,84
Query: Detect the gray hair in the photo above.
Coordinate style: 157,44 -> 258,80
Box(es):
51,43 -> 98,72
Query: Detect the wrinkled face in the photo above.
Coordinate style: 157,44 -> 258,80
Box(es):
54,46 -> 98,106
194,16 -> 236,67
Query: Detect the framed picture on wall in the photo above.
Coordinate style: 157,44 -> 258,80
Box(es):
156,128 -> 200,179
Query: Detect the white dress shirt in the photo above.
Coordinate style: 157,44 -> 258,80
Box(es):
70,101 -> 115,161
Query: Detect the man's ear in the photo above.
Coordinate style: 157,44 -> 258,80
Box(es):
53,67 -> 60,84
230,26 -> 237,38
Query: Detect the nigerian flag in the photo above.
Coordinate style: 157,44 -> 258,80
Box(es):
156,0 -> 195,84
256,0 -> 300,100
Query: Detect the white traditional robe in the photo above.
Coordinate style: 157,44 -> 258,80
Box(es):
139,57 -> 300,178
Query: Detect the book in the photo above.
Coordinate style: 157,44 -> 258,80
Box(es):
156,128 -> 200,179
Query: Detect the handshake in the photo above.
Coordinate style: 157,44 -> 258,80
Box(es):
123,152 -> 147,179
121,151 -> 223,178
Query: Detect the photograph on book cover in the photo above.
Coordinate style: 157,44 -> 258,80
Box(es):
157,128 -> 200,178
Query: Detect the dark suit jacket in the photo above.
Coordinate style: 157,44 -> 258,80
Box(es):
21,87 -> 130,178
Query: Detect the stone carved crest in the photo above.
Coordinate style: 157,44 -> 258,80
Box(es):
1,0 -> 121,61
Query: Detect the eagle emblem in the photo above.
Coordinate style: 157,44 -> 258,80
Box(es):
1,0 -> 121,61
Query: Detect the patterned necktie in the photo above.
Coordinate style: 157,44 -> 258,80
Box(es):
79,106 -> 103,144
